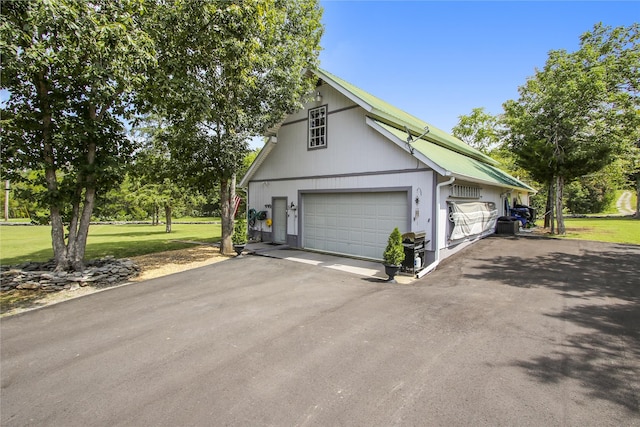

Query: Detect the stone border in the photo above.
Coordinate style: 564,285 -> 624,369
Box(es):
1,257 -> 141,292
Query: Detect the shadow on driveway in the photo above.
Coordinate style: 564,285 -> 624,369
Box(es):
2,235 -> 639,425
461,237 -> 640,413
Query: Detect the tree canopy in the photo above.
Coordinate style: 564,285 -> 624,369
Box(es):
1,0 -> 324,268
143,0 -> 323,254
503,23 -> 639,232
452,107 -> 501,154
1,0 -> 156,270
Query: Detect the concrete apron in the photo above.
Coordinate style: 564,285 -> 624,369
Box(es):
244,242 -> 415,285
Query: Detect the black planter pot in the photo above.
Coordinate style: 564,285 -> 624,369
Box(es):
233,244 -> 246,257
384,263 -> 401,283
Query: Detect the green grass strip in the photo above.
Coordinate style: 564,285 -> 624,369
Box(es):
561,217 -> 640,245
0,223 -> 221,265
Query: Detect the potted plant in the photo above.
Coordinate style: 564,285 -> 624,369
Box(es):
232,218 -> 248,257
383,227 -> 405,283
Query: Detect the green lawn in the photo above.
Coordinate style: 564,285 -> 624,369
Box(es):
2,216 -> 638,266
561,217 -> 640,245
0,223 -> 221,265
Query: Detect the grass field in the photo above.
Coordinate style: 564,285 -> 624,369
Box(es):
1,223 -> 221,265
561,217 -> 640,245
1,215 -> 639,266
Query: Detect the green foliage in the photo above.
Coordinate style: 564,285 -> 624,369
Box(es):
502,23 -> 640,233
565,173 -> 617,215
143,0 -> 323,253
232,219 -> 248,245
383,227 -> 405,266
0,0 -> 156,269
452,107 -> 501,154
0,0 -> 324,263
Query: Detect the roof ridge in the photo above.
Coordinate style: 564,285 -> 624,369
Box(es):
316,68 -> 498,166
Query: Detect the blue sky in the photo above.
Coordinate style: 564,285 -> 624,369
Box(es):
317,1 -> 638,134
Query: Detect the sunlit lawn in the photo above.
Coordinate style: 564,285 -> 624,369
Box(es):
2,215 -> 638,266
1,223 -> 221,265
561,217 -> 640,245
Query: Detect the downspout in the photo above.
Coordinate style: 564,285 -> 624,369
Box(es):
417,176 -> 455,278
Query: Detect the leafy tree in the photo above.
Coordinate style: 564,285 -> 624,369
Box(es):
130,118 -> 194,232
503,24 -> 639,234
452,107 -> 501,154
1,0 -> 155,270
143,0 -> 323,254
565,171 -> 617,215
580,24 -> 640,218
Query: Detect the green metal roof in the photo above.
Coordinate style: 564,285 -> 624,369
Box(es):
373,120 -> 535,192
316,69 -> 500,166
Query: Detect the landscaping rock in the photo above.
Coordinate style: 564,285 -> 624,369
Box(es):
0,258 -> 140,293
17,281 -> 41,290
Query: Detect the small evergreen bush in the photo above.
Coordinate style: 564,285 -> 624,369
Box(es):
383,227 -> 405,266
232,218 -> 248,245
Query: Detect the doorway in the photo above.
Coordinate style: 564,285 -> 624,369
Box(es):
272,197 -> 287,244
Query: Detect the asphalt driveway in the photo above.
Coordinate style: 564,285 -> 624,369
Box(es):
1,236 -> 639,426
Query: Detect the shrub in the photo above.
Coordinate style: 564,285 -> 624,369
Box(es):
383,227 -> 405,266
232,218 -> 248,245
566,177 -> 616,214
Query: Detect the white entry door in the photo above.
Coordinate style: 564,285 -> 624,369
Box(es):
272,198 -> 287,244
303,192 -> 409,260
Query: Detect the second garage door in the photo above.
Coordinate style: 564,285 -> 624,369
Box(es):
302,192 -> 409,260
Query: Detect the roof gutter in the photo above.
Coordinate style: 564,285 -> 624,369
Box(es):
417,176 -> 455,278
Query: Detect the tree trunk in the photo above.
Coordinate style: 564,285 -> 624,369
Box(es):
36,69 -> 68,269
4,180 -> 9,221
165,203 -> 172,233
544,181 -> 553,229
50,206 -> 69,270
555,175 -> 566,235
219,174 -> 236,255
65,183 -> 84,269
70,185 -> 96,271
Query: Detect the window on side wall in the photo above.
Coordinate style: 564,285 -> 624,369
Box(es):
308,105 -> 327,149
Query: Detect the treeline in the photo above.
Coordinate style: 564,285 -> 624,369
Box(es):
4,174 -> 217,224
3,147 -> 259,224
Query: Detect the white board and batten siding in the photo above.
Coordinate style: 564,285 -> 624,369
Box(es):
302,192 -> 410,260
251,108 -> 420,182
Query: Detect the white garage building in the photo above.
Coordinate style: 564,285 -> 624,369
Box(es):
239,69 -> 534,275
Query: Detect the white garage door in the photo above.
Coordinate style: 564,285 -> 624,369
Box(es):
303,192 -> 409,260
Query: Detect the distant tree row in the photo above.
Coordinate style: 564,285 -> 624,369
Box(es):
3,172 -> 215,225
3,147 -> 260,226
453,23 -> 639,231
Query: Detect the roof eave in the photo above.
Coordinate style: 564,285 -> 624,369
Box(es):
450,172 -> 536,193
371,111 -> 500,167
238,136 -> 277,188
313,69 -> 374,113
